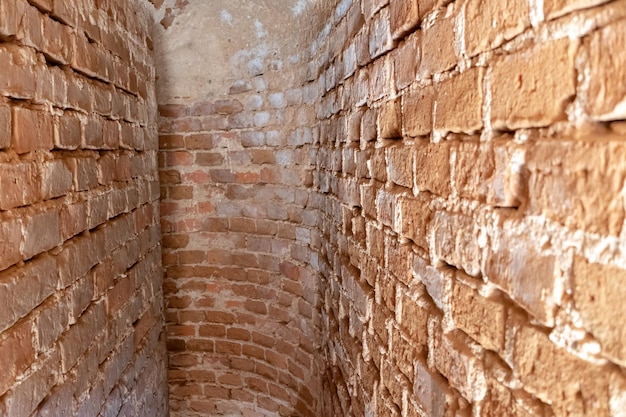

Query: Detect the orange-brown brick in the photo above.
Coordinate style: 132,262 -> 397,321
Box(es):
12,106 -> 54,154
450,276 -> 506,352
484,225 -> 557,326
490,38 -> 577,130
526,135 -> 626,236
0,320 -> 35,396
463,0 -> 530,58
402,84 -> 435,137
0,162 -> 40,210
544,0 -> 609,19
393,31 -> 420,91
572,257 -> 626,366
585,19 -> 626,121
511,315 -> 613,415
0,103 -> 10,148
434,67 -> 483,134
390,0 -> 419,40
419,3 -> 458,78
378,98 -> 402,139
414,140 -> 451,196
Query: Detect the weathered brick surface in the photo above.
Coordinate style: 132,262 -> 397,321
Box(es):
463,0 -> 530,58
158,6 -> 323,417
491,38 -> 578,130
301,0 -> 626,416
390,0 -> 420,40
585,19 -> 626,120
572,257 -> 626,366
526,135 -> 626,236
0,0 -> 168,416
402,84 -> 435,137
419,3 -> 458,78
434,67 -> 484,134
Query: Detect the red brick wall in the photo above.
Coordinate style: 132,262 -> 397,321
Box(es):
313,0 -> 626,416
158,50 -> 323,417
0,0 -> 168,415
156,2 -> 321,417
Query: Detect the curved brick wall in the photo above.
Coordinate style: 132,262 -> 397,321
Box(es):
153,1 -> 327,415
0,0 -> 168,416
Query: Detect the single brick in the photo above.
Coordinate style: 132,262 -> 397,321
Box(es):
526,135 -> 626,236
413,359 -> 454,417
484,225 -> 557,326
386,144 -> 413,188
0,103 -> 10,148
51,0 -> 78,26
397,194 -> 432,249
28,0 -> 52,12
431,211 -> 481,277
573,257 -> 626,366
362,0 -> 389,21
451,141 -> 494,203
432,329 -> 487,402
0,162 -> 40,210
586,20 -> 626,121
544,0 -> 610,20
369,54 -> 394,102
490,38 -> 577,130
390,0 -> 420,40
397,290 -> 430,346
487,140 -> 524,208
41,160 -> 73,199
412,255 -> 452,310
403,84 -> 435,137
0,44 -> 37,101
464,0 -> 530,58
378,98 -> 402,139
0,218 -> 22,272
42,14 -> 73,65
0,0 -> 25,38
393,31 -> 420,91
511,316 -> 612,415
355,25 -> 371,67
22,208 -> 61,259
0,320 -> 35,395
450,276 -> 506,352
12,107 -> 54,154
434,67 -> 484,134
414,140 -> 451,196
375,187 -> 398,229
419,3 -> 458,78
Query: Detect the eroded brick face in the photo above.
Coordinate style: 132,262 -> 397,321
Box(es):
306,0 -> 626,416
0,0 -> 168,416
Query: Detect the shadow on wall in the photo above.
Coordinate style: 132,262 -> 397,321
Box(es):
150,0 -> 330,415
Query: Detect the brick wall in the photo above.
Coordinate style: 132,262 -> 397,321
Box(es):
0,0 -> 168,416
154,2 -> 324,415
313,0 -> 626,416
